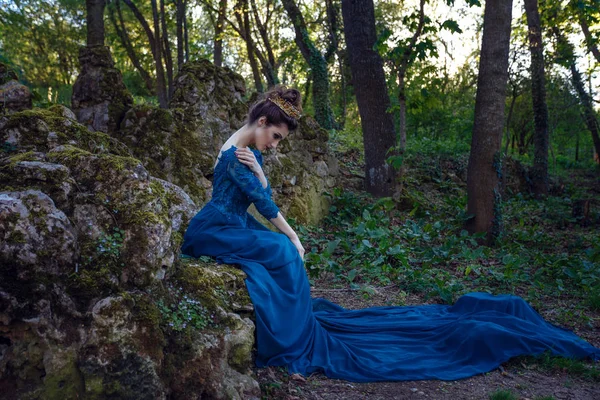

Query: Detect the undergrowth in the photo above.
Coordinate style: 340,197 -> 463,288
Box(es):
295,150 -> 600,312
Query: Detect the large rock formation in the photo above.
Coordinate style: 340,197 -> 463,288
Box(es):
116,59 -> 339,224
0,109 -> 260,399
71,46 -> 133,134
0,58 -> 339,399
0,63 -> 32,114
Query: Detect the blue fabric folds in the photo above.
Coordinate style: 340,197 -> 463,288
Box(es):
181,146 -> 600,382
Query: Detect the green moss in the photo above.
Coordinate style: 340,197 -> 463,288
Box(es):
5,151 -> 40,166
172,260 -> 251,317
2,109 -> 130,156
7,229 -> 26,243
41,352 -> 84,400
83,376 -> 105,398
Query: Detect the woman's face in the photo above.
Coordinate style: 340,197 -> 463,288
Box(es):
254,117 -> 289,151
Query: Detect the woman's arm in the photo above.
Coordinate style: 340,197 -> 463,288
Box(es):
235,148 -> 267,188
269,212 -> 305,260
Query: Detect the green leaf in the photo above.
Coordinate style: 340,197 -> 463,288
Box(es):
326,239 -> 341,255
347,269 -> 358,282
441,19 -> 463,34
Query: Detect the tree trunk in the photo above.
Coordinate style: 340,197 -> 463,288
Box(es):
398,71 -> 407,151
214,0 -> 227,67
524,0 -> 549,196
109,0 -> 155,94
151,0 -> 168,108
184,0 -> 190,62
569,62 -> 600,160
552,27 -> 600,162
341,0 -> 397,197
176,0 -> 185,72
396,0 -> 425,152
579,13 -> 600,64
282,0 -> 335,129
504,85 -> 518,155
160,0 -> 174,98
86,0 -> 105,46
466,0 -> 513,243
234,0 -> 263,92
250,0 -> 279,85
122,0 -> 168,106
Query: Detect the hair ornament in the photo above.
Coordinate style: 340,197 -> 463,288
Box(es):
267,95 -> 302,120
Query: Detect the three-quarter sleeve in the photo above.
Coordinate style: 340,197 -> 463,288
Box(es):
226,158 -> 280,220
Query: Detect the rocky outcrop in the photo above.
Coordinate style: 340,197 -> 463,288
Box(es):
0,109 -> 260,399
0,63 -> 32,114
116,59 -> 339,223
71,46 -> 133,134
1,57 -> 340,399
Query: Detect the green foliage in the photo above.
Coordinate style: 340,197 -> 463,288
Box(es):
488,390 -> 518,400
513,351 -> 600,382
298,144 -> 600,312
94,227 -> 126,265
156,283 -> 215,332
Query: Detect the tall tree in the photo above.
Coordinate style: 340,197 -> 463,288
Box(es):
122,0 -> 168,107
235,0 -> 264,91
466,0 -> 513,242
175,0 -> 188,71
282,0 -> 336,129
549,15 -> 600,163
572,0 -> 600,63
341,0 -> 397,197
108,0 -> 155,94
213,0 -> 227,67
87,0 -> 106,46
160,0 -> 174,97
151,0 -> 168,107
524,0 -> 550,195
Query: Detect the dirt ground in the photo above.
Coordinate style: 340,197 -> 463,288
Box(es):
254,284 -> 600,400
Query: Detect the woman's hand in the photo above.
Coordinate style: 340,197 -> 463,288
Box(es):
290,235 -> 305,261
235,148 -> 263,176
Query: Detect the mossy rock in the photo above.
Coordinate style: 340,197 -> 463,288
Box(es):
1,108 -> 132,157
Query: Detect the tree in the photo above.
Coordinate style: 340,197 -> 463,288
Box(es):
121,0 -> 168,107
524,0 -> 550,195
466,0 -> 513,242
213,0 -> 227,67
551,25 -> 600,163
282,0 -> 336,129
87,0 -> 106,46
0,0 -> 85,89
108,0 -> 155,94
341,0 -> 397,197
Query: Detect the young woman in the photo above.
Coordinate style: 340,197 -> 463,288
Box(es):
181,86 -> 599,382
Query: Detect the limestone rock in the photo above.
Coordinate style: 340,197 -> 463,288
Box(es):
71,46 -> 133,134
118,59 -> 339,223
0,190 -> 77,278
0,62 -> 32,114
0,107 -> 260,399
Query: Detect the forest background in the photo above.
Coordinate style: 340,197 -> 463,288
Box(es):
1,0 -> 600,398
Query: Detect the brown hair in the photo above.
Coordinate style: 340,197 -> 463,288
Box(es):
248,85 -> 303,131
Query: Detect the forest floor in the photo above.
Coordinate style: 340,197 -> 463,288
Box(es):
254,149 -> 600,400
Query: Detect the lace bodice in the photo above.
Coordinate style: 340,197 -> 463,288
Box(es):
208,146 -> 279,226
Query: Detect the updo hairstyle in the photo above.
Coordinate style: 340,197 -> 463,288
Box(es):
248,85 -> 303,131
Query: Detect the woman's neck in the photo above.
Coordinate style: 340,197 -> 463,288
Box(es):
231,123 -> 255,148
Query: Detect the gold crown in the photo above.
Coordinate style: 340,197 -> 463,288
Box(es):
267,95 -> 302,120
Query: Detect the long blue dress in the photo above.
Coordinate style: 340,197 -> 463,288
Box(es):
181,146 -> 600,382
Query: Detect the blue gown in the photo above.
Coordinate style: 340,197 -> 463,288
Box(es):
181,146 -> 600,382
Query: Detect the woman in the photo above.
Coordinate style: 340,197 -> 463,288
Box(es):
182,86 -> 599,382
